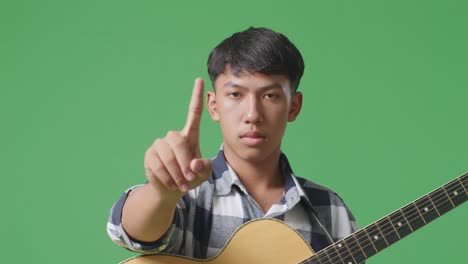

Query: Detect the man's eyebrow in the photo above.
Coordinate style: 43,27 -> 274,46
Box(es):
223,81 -> 284,91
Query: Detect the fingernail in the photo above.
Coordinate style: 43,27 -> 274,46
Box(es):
180,183 -> 189,192
193,161 -> 203,172
186,172 -> 197,181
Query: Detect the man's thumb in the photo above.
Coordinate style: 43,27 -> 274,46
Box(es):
190,158 -> 212,180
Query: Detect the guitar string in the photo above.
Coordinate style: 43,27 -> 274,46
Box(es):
304,176 -> 467,264
298,176 -> 467,264
311,176 -> 468,264
301,176 -> 467,264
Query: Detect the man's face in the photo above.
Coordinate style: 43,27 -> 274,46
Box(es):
207,70 -> 302,163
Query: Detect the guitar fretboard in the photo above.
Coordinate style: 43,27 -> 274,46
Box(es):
300,173 -> 467,264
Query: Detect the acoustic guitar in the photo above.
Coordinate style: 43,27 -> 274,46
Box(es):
121,173 -> 467,264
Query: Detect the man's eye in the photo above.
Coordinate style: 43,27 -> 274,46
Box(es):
229,92 -> 240,97
264,93 -> 278,99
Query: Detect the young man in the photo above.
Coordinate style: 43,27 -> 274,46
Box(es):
107,27 -> 358,259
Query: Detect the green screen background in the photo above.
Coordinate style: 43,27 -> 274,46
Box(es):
1,0 -> 466,263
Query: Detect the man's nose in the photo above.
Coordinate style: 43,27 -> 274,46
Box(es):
244,96 -> 264,124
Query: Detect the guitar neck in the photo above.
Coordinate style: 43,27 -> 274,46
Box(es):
301,173 -> 468,264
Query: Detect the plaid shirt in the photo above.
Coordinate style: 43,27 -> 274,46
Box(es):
107,148 -> 359,259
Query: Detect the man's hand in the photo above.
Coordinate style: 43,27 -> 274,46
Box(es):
144,78 -> 212,194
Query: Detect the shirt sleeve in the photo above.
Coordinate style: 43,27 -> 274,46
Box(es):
313,190 -> 364,264
106,185 -> 187,254
328,192 -> 359,241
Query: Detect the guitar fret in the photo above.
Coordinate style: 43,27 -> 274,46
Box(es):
365,223 -> 388,252
333,241 -> 355,264
458,177 -> 467,195
413,201 -> 427,224
460,175 -> 468,193
377,216 -> 400,245
427,193 -> 441,217
355,230 -> 377,257
343,240 -> 358,264
311,256 -> 322,264
402,203 -> 425,231
316,250 -> 331,264
389,211 -> 412,238
343,234 -> 366,264
417,195 -> 439,224
362,228 -> 378,252
399,208 -> 414,232
323,247 -> 342,264
333,242 -> 346,263
385,215 -> 401,240
430,187 -> 454,215
374,219 -> 389,246
446,179 -> 466,206
442,186 -> 456,208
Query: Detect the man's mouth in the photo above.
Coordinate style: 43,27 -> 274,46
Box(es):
239,131 -> 266,146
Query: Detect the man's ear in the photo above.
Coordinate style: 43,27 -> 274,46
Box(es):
288,91 -> 303,122
207,91 -> 220,122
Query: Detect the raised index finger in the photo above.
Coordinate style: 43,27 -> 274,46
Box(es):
183,78 -> 204,137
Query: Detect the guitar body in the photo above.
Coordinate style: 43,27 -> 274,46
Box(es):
121,218 -> 315,264
120,173 -> 467,264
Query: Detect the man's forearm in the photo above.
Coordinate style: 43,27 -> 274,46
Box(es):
121,183 -> 183,242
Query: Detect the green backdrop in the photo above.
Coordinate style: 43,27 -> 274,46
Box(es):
1,0 -> 466,263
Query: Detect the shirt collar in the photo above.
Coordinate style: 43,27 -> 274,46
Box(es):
210,146 -> 308,208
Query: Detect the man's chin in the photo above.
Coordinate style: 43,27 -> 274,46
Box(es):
231,145 -> 279,163
223,138 -> 280,160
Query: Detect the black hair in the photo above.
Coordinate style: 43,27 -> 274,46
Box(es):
207,27 -> 305,91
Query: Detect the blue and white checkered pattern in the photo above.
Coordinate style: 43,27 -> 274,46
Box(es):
107,148 -> 358,259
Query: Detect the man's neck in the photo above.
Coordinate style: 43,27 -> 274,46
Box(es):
223,147 -> 284,192
223,146 -> 285,213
